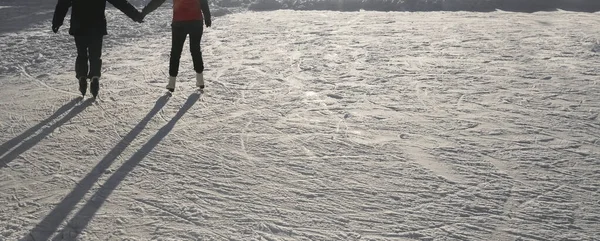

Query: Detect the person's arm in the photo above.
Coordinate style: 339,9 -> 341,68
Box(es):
107,0 -> 143,22
52,0 -> 71,32
200,0 -> 211,27
141,0 -> 167,17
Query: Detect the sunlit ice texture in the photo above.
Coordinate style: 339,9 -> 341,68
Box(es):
1,0 -> 599,241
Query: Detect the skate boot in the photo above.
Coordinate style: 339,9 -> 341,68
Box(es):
78,77 -> 87,96
166,76 -> 176,92
90,76 -> 100,98
196,72 -> 204,89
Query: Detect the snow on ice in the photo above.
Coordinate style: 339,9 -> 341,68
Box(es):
1,0 -> 599,240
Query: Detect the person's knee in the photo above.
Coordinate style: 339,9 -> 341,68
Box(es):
77,52 -> 88,59
89,58 -> 101,65
170,49 -> 184,58
190,46 -> 202,56
170,54 -> 182,61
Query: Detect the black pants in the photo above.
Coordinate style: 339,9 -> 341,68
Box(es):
170,21 -> 204,77
74,35 -> 103,79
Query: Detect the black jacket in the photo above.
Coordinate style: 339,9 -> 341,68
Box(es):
53,0 -> 142,36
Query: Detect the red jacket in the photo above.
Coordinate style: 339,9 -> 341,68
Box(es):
173,0 -> 203,21
143,0 -> 211,23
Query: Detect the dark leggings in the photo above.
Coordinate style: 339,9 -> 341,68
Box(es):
170,20 -> 204,77
74,35 -> 103,79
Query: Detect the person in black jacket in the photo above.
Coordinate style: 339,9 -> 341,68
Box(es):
141,0 -> 211,92
52,0 -> 144,98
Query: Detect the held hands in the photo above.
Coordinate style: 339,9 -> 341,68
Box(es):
205,18 -> 211,27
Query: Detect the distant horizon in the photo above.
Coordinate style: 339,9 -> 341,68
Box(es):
246,0 -> 600,13
1,0 -> 599,13
1,8 -> 599,241
0,0 -> 598,39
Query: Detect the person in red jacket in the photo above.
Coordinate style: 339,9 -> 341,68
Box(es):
53,0 -> 144,98
141,0 -> 212,92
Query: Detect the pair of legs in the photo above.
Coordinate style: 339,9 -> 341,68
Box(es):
169,20 -> 204,78
74,35 -> 103,97
75,35 -> 103,79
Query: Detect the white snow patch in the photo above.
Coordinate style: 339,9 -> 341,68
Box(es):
0,9 -> 599,241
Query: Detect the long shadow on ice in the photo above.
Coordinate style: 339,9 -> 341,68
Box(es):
50,92 -> 201,240
0,98 -> 92,168
22,94 -> 171,241
47,92 -> 201,241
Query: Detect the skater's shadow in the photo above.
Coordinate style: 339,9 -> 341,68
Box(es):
22,94 -> 170,241
52,92 -> 201,240
24,92 -> 200,241
0,97 -> 92,167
